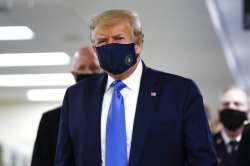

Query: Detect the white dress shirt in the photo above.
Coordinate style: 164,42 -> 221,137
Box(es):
221,129 -> 241,153
101,60 -> 143,166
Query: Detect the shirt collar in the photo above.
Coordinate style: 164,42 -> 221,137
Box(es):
105,60 -> 143,92
221,129 -> 242,144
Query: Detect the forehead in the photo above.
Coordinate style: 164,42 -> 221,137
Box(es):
74,52 -> 96,65
220,88 -> 248,104
79,53 -> 94,62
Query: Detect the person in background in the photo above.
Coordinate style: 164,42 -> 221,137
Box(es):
213,86 -> 249,166
55,9 -> 217,166
71,47 -> 102,81
31,46 -> 102,166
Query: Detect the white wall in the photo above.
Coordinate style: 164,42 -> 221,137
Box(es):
0,102 -> 61,165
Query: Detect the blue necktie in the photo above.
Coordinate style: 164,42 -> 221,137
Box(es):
106,80 -> 127,166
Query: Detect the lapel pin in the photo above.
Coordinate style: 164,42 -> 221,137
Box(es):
151,92 -> 157,96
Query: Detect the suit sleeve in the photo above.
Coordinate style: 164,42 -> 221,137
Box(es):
54,88 -> 75,166
183,80 -> 218,166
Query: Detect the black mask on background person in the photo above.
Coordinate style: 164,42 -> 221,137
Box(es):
219,108 -> 247,131
75,74 -> 98,82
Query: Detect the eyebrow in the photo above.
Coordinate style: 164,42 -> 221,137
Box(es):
95,35 -> 107,40
96,34 -> 124,38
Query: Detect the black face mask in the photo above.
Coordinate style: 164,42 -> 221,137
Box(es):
219,108 -> 247,131
75,74 -> 98,82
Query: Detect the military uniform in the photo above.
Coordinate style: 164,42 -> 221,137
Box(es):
213,131 -> 240,166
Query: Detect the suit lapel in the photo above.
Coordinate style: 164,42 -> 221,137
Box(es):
86,74 -> 107,165
129,65 -> 159,166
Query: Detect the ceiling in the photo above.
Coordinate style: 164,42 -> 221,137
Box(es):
0,0 -> 235,112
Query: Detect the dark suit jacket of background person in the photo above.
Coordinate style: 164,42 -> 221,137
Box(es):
31,107 -> 61,166
238,123 -> 250,166
213,132 -> 238,166
55,63 -> 217,166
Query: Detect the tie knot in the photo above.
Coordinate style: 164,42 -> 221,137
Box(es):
111,80 -> 126,92
229,140 -> 238,147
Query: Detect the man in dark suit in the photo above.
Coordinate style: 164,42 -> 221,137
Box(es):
213,87 -> 249,166
55,9 -> 217,166
31,46 -> 102,166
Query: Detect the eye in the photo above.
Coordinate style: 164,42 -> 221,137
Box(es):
234,101 -> 242,107
114,36 -> 125,41
78,65 -> 86,71
222,102 -> 230,107
97,40 -> 106,46
90,65 -> 100,72
95,38 -> 108,46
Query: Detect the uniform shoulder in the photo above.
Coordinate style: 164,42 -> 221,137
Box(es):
243,121 -> 250,131
43,107 -> 61,116
213,132 -> 222,139
42,107 -> 61,122
212,132 -> 224,145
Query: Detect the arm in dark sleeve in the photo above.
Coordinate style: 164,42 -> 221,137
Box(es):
54,89 -> 75,166
183,80 -> 218,166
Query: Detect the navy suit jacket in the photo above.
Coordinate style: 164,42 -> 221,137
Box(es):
55,64 -> 217,166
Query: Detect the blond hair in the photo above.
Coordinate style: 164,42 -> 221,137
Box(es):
90,9 -> 144,43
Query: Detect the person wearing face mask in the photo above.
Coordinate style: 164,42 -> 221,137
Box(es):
31,46 -> 102,166
213,87 -> 249,166
71,47 -> 102,82
55,9 -> 217,166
